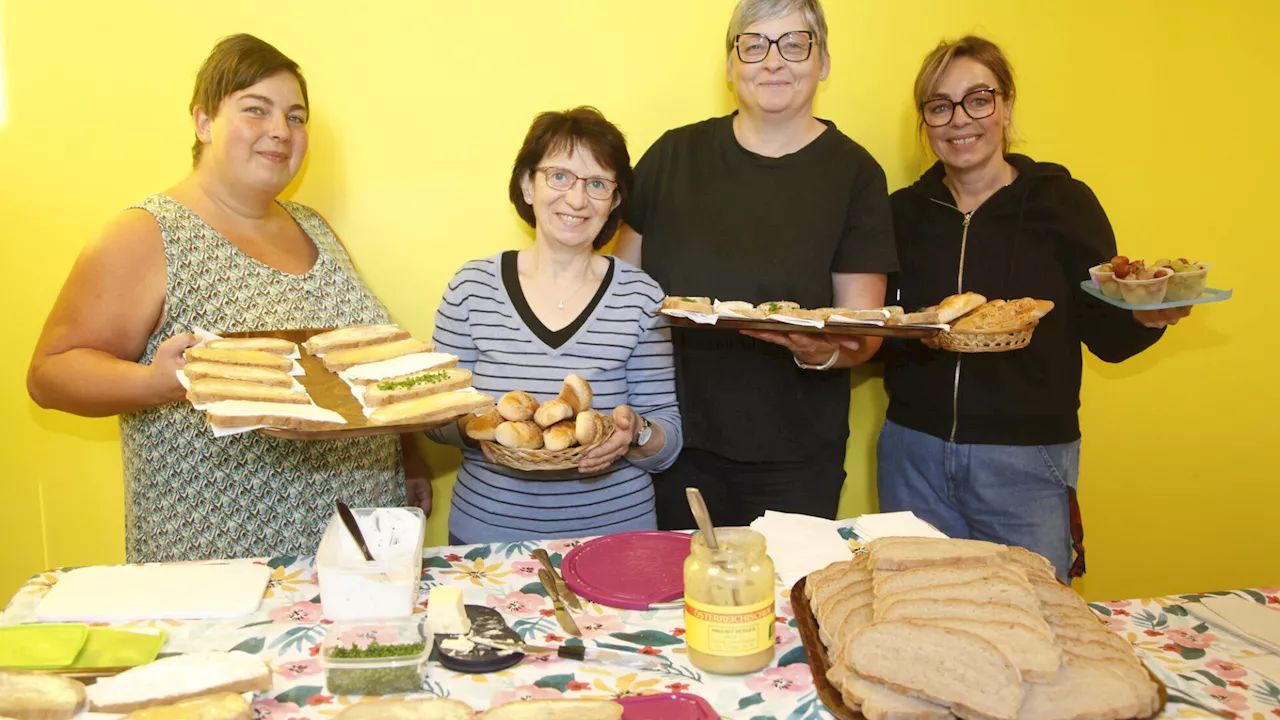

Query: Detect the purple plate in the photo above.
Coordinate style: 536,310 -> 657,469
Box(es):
616,692 -> 719,720
560,531 -> 690,610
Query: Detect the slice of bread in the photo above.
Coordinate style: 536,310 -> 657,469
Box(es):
810,570 -> 872,615
817,584 -> 873,623
776,307 -> 829,321
1016,656 -> 1145,720
874,576 -> 1042,618
805,559 -> 860,598
0,670 -> 86,720
363,368 -> 474,408
847,620 -> 1024,720
1050,622 -> 1134,655
187,378 -> 310,405
332,698 -> 475,719
819,592 -> 872,646
1028,577 -> 1089,612
757,300 -> 800,314
87,651 -> 270,714
661,296 -> 713,314
322,338 -> 434,372
205,400 -> 347,431
836,666 -> 952,720
121,692 -> 251,720
339,352 -> 459,386
918,618 -> 1063,684
367,390 -> 494,427
184,347 -> 293,372
304,323 -> 409,355
875,597 -> 1053,639
183,361 -> 295,388
205,337 -> 298,356
867,537 -> 1008,570
1001,546 -> 1057,581
874,563 -> 1030,598
482,699 -> 623,719
830,603 -> 876,654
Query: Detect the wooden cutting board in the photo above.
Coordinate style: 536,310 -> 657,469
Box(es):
34,563 -> 271,622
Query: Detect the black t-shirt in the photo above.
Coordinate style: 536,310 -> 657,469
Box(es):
626,114 -> 897,462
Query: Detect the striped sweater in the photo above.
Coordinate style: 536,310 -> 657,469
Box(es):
427,253 -> 682,543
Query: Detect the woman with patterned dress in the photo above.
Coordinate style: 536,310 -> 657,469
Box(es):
27,34 -> 429,562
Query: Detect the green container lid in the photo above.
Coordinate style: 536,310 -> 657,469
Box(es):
0,624 -> 88,669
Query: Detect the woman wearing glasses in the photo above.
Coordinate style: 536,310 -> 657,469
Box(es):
869,36 -> 1189,580
616,0 -> 896,530
428,107 -> 682,544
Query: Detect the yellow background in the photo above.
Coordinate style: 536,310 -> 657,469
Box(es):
2,1 -> 1276,602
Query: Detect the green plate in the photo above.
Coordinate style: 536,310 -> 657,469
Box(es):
71,626 -> 167,669
0,624 -> 88,669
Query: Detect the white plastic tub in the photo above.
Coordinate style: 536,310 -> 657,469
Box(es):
316,506 -> 425,621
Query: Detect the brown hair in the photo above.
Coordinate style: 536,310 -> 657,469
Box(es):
913,35 -> 1017,152
509,107 -> 634,250
189,34 -> 309,167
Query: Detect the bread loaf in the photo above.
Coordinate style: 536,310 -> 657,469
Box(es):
0,669 -> 86,720
87,651 -> 270,714
497,391 -> 539,422
184,347 -> 293,372
542,420 -> 578,451
936,292 -> 988,323
322,338 -> 434,372
205,337 -> 297,356
558,375 -> 593,414
367,390 -> 494,427
303,323 -> 409,355
183,361 -> 295,388
187,378 -> 310,405
464,408 -> 503,441
205,401 -> 346,431
332,698 -> 475,720
574,410 -> 607,446
534,398 -> 575,428
121,692 -> 251,720
495,420 -> 543,449
482,699 -> 623,720
363,368 -> 473,408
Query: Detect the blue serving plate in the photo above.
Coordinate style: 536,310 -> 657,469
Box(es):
1079,281 -> 1232,311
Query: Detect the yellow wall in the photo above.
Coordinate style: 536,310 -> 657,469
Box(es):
2,1 -> 1276,601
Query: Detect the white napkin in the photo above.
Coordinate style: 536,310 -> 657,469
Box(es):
1186,596 -> 1280,655
765,313 -> 824,328
660,308 -> 719,325
749,511 -> 854,588
851,511 -> 949,542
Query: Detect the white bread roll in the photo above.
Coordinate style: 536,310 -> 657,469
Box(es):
205,337 -> 297,356
936,291 -> 988,323
574,410 -> 607,446
322,338 -> 434,372
757,300 -> 800,314
542,420 -> 578,451
494,420 -> 543,449
367,390 -> 494,427
533,398 -> 575,428
661,296 -> 713,313
303,323 -> 409,355
187,378 -> 310,405
558,375 -> 593,413
182,361 -> 294,388
464,408 -> 503,441
497,391 -> 539,421
0,669 -> 86,720
184,347 -> 293,372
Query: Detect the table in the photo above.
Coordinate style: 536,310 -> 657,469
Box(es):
3,537 -> 1277,720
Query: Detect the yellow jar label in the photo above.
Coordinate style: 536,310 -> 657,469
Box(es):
684,596 -> 775,657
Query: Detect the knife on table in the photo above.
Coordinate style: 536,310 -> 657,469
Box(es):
539,568 -> 581,636
532,548 -> 582,611
471,637 -> 668,672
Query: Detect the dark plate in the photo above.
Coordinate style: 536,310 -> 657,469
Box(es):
653,312 -> 939,339
431,605 -> 524,673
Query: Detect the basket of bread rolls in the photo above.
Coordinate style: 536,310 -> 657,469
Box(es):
937,295 -> 1055,353
466,375 -> 615,471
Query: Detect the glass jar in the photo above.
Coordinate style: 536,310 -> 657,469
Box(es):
683,527 -> 776,674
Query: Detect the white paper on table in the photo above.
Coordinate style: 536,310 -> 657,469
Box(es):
711,299 -> 760,319
765,313 -> 825,328
749,510 -> 855,588
660,308 -> 719,325
1186,596 -> 1280,655
851,511 -> 949,542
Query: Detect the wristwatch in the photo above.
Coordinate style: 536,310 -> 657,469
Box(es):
631,415 -> 653,447
793,348 -> 841,371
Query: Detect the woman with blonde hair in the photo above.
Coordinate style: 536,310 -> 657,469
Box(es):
871,36 -> 1189,580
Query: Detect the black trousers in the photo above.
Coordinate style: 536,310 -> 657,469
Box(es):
654,447 -> 847,530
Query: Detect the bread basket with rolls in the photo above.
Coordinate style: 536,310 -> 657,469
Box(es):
929,295 -> 1055,354
468,376 -> 616,472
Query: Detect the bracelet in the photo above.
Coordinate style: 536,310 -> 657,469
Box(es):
793,348 -> 841,371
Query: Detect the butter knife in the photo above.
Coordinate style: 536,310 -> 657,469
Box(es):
539,569 -> 581,636
472,637 -> 667,671
532,548 -> 582,611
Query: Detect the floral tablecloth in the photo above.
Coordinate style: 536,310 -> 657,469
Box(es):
2,535 -> 1278,720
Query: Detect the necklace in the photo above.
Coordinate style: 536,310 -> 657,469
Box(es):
555,272 -> 593,309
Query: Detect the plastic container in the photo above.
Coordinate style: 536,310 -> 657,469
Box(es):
316,506 -> 426,621
1088,264 -> 1124,301
320,620 -> 430,696
683,527 -> 776,675
1114,268 -> 1172,306
1164,262 -> 1212,302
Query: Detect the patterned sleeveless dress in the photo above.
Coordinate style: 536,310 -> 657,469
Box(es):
120,195 -> 405,562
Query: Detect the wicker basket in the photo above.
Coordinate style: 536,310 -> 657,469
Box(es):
939,321 -> 1038,353
480,416 -> 616,471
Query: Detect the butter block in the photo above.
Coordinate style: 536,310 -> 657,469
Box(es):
426,586 -> 470,635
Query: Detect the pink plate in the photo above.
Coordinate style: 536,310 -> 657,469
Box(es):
560,531 -> 690,610
616,692 -> 719,720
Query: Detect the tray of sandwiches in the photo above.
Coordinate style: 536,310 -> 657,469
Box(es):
464,376 -> 616,473
178,324 -> 494,439
793,536 -> 1166,720
655,297 -> 941,339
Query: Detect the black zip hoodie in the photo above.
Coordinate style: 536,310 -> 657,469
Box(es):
883,154 -> 1164,446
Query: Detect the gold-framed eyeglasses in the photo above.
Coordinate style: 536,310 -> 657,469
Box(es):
734,31 -> 814,63
536,166 -> 617,201
921,88 -> 1003,127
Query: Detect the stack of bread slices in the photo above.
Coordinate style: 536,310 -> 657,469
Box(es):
809,537 -> 1159,720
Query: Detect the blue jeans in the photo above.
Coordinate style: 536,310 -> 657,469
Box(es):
876,419 -> 1081,582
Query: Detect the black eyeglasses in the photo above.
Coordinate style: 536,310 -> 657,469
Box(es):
920,88 -> 1003,127
734,31 -> 814,63
535,166 -> 618,201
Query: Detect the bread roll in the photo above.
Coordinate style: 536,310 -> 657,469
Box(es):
303,323 -> 409,355
936,292 -> 988,323
367,391 -> 494,427
661,296 -> 713,314
558,375 -> 593,414
497,390 -> 539,421
542,420 -> 578,451
757,300 -> 800,314
534,398 -> 575,428
186,378 -> 309,405
776,307 -> 829,321
494,420 -> 543,449
887,306 -> 941,325
464,408 -> 503,441
333,698 -> 475,720
184,347 -> 293,372
87,651 -> 270,714
363,368 -> 473,408
322,338 -> 434,372
122,693 -> 250,720
205,337 -> 297,356
574,410 -> 607,447
482,699 -> 623,720
0,669 -> 86,720
182,361 -> 294,388
205,401 -> 346,431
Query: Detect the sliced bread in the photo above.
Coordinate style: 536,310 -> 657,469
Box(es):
1016,656 -> 1145,720
87,651 -> 271,713
1028,578 -> 1090,612
874,563 -> 1030,598
1002,546 -> 1057,581
847,620 -> 1024,720
830,603 -> 876,655
868,538 -> 1007,571
816,581 -> 872,623
875,598 -> 1052,639
303,323 -> 409,355
819,592 -> 872,647
0,670 -> 86,720
917,618 -> 1063,684
810,571 -> 871,616
873,576 -> 1043,618
121,692 -> 251,719
839,668 -> 954,720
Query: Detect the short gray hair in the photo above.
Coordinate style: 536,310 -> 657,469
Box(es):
725,0 -> 829,56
